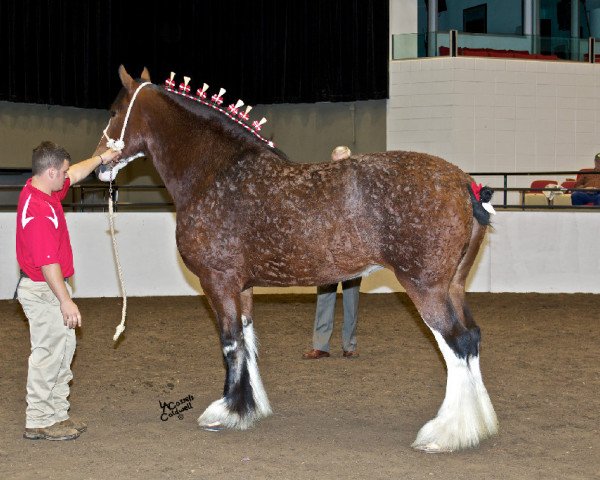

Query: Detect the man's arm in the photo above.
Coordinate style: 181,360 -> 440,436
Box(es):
41,263 -> 81,328
67,149 -> 120,185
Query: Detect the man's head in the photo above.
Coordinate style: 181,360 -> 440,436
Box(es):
595,152 -> 600,168
32,141 -> 70,192
331,146 -> 351,162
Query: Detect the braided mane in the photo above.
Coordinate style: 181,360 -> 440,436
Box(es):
162,74 -> 275,149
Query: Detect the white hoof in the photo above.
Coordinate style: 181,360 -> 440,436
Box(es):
201,422 -> 224,432
198,397 -> 266,431
412,441 -> 453,454
198,398 -> 245,430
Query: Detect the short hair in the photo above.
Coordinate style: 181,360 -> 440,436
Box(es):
595,152 -> 600,161
31,141 -> 71,175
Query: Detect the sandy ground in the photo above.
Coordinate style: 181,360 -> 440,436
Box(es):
0,293 -> 599,480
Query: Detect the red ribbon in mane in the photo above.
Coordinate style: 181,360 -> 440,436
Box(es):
179,82 -> 191,94
471,181 -> 483,201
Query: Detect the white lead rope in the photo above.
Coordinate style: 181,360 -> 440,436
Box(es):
103,82 -> 151,341
108,175 -> 127,341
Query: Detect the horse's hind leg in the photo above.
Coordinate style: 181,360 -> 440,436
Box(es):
407,224 -> 497,452
198,284 -> 271,430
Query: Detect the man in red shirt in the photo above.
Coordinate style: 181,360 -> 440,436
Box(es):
16,141 -> 119,441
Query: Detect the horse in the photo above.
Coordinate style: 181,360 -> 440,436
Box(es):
94,66 -> 498,453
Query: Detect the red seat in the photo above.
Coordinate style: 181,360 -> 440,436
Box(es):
439,46 -> 558,61
530,180 -> 557,190
523,180 -> 558,206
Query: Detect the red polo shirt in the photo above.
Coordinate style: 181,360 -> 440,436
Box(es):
16,178 -> 74,281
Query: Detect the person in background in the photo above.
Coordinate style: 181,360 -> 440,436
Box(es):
303,146 -> 361,359
16,141 -> 119,440
571,153 -> 600,206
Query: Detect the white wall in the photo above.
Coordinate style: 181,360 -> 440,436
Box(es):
390,0 -> 419,60
388,56 -> 600,200
390,0 -> 418,35
2,211 -> 599,299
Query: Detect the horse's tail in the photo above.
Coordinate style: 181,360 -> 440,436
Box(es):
468,183 -> 494,226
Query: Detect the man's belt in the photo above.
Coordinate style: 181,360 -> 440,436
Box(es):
14,270 -> 70,299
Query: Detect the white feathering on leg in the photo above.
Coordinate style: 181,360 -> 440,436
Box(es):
242,316 -> 272,417
198,317 -> 272,431
412,330 -> 498,453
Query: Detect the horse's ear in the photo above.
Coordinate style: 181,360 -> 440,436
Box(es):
140,67 -> 151,82
118,65 -> 136,91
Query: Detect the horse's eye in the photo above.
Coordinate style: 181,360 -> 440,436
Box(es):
110,110 -> 116,117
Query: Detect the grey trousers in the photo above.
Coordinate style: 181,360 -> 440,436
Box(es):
312,277 -> 361,352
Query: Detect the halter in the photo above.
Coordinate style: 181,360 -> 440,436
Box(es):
103,81 -> 152,152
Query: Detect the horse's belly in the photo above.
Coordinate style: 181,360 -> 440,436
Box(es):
246,247 -> 381,287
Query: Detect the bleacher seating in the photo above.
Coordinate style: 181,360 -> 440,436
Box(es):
523,180 -> 558,206
439,46 -> 559,60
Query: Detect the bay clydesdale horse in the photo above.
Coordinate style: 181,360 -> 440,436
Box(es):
94,66 -> 498,452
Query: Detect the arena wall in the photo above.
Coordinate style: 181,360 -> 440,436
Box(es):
1,211 -> 599,299
387,57 -> 600,204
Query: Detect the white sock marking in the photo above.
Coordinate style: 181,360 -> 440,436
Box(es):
412,329 -> 498,452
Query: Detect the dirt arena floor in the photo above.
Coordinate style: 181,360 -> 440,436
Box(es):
1,293 -> 598,480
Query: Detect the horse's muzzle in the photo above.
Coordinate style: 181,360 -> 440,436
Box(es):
95,152 -> 145,182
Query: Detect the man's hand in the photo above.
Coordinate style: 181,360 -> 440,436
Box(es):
68,149 -> 121,184
99,149 -> 121,165
60,299 -> 82,328
41,263 -> 81,328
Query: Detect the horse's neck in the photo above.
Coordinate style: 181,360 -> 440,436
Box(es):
142,95 -> 246,207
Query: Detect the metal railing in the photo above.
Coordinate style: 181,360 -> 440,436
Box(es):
0,183 -> 175,212
470,170 -> 600,209
392,31 -> 600,63
1,170 -> 599,212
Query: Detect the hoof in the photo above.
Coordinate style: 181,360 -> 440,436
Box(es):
198,398 -> 259,430
201,422 -> 224,432
412,441 -> 454,454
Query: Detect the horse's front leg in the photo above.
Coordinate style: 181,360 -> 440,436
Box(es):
198,283 -> 271,431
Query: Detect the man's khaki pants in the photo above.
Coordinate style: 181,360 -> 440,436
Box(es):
17,278 -> 76,429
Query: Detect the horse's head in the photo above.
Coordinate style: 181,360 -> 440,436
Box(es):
94,65 -> 152,182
